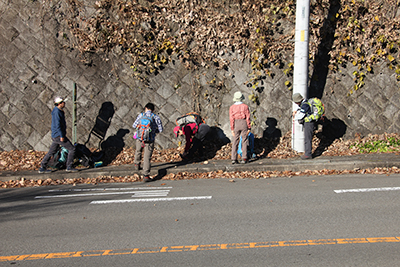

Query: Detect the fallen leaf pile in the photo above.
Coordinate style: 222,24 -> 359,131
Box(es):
1,132 -> 400,188
3,176 -> 142,188
161,167 -> 400,181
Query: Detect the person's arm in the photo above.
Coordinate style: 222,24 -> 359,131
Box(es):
154,114 -> 163,133
301,102 -> 313,122
245,105 -> 251,130
132,113 -> 142,129
229,105 -> 235,136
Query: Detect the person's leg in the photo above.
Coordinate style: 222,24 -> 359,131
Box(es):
188,137 -> 201,158
231,120 -> 244,161
195,124 -> 210,157
134,139 -> 143,165
142,142 -> 154,176
234,119 -> 248,162
239,127 -> 248,161
62,138 -> 76,169
304,121 -> 314,158
40,140 -> 60,169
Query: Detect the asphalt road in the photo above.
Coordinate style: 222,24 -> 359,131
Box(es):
1,174 -> 400,266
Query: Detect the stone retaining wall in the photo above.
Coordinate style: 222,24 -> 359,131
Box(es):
0,0 -> 399,152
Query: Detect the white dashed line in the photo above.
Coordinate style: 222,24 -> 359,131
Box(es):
334,187 -> 400,193
35,190 -> 170,198
90,196 -> 213,204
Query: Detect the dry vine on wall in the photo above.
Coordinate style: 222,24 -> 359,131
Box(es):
62,0 -> 400,98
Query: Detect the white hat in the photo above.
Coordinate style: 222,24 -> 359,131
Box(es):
233,92 -> 245,102
54,97 -> 67,104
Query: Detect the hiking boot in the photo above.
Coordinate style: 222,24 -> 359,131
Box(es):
38,167 -> 52,174
66,167 -> 79,172
143,175 -> 152,183
231,160 -> 239,164
180,153 -> 189,160
240,159 -> 248,164
301,155 -> 312,160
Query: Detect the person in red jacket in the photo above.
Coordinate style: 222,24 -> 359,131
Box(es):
174,122 -> 210,161
229,91 -> 251,164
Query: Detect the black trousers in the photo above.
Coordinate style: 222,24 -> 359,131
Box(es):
304,121 -> 315,157
188,124 -> 210,158
41,137 -> 76,169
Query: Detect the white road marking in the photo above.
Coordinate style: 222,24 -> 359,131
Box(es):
48,187 -> 172,192
35,190 -> 170,199
132,191 -> 170,197
90,196 -> 213,204
334,187 -> 400,193
36,187 -> 213,204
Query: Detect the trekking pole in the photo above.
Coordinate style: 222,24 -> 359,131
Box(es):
72,83 -> 77,144
292,116 -> 295,149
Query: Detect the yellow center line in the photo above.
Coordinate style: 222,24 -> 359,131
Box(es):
1,236 -> 400,262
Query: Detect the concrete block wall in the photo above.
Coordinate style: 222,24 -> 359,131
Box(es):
0,0 -> 399,152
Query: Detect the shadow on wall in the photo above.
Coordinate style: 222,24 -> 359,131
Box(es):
203,118 -> 283,160
151,126 -> 230,180
250,117 -> 283,158
85,102 -> 115,148
101,128 -> 130,166
168,126 -> 231,164
313,117 -> 347,157
309,0 -> 341,99
262,117 -> 282,140
201,126 -> 230,161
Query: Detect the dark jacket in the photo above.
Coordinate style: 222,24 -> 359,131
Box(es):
51,107 -> 66,139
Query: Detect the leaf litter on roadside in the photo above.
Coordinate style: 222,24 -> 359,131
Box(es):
1,132 -> 400,188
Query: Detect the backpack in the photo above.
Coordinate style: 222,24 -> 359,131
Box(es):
307,98 -> 325,121
136,113 -> 155,142
176,112 -> 204,127
49,146 -> 69,169
238,132 -> 256,159
75,143 -> 92,167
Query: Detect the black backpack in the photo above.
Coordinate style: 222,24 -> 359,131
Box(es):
75,143 -> 93,167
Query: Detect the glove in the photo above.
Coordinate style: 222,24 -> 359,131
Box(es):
298,118 -> 305,124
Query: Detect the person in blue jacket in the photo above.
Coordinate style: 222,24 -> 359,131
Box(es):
39,97 -> 77,173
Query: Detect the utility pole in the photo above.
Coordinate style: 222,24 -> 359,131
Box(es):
292,0 -> 310,152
